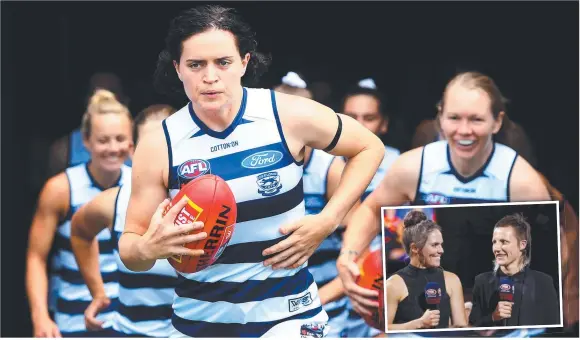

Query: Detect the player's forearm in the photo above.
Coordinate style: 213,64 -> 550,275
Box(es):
26,254 -> 51,321
388,318 -> 423,330
318,276 -> 345,305
70,236 -> 107,298
342,202 -> 381,256
322,143 -> 384,229
119,232 -> 156,272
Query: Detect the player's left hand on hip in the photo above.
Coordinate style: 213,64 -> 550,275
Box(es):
262,214 -> 336,270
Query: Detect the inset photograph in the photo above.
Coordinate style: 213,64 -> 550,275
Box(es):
382,202 -> 562,334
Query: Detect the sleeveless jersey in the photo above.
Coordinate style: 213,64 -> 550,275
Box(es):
414,141 -> 517,205
110,181 -> 178,337
164,88 -> 328,337
53,163 -> 130,334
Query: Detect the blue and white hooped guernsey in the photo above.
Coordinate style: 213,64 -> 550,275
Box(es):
53,163 -> 130,335
163,88 -> 328,337
303,148 -> 349,338
110,181 -> 178,337
414,141 -> 518,205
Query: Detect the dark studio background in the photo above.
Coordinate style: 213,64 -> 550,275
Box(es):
2,1 -> 578,336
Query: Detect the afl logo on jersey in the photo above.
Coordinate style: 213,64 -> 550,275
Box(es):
422,193 -> 450,205
241,150 -> 283,169
178,159 -> 211,180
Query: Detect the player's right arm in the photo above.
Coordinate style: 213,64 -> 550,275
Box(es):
386,275 -> 440,330
70,187 -> 118,331
26,174 -> 69,338
119,127 -> 206,272
337,148 -> 422,316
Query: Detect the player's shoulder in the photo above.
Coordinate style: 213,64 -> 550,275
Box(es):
386,273 -> 405,286
509,154 -> 550,200
443,270 -> 461,282
386,274 -> 407,299
85,186 -> 120,218
44,172 -> 70,196
38,172 -> 70,211
473,270 -> 495,285
389,146 -> 424,174
528,269 -> 554,284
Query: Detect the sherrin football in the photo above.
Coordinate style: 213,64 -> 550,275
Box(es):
356,249 -> 386,331
163,174 -> 237,273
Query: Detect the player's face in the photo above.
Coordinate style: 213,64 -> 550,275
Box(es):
343,94 -> 387,136
439,84 -> 503,161
85,113 -> 133,172
420,230 -> 444,268
492,226 -> 525,268
174,29 -> 250,114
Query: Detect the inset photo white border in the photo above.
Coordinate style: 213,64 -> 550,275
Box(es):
380,201 -> 563,334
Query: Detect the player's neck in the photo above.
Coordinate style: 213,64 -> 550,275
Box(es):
410,257 -> 427,269
450,140 -> 493,178
87,162 -> 121,189
501,261 -> 524,276
192,86 -> 244,132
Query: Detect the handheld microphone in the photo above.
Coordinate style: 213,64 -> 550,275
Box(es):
498,277 -> 514,326
424,282 -> 442,310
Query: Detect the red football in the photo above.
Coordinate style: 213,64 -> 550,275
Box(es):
163,175 -> 237,273
356,249 -> 385,331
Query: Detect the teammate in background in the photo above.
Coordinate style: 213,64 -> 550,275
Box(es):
337,71 -> 551,337
47,73 -> 131,179
340,78 -> 402,337
118,5 -> 384,337
26,89 -> 133,337
410,103 -> 538,169
70,105 -> 176,337
274,71 -> 313,99
275,71 -> 356,337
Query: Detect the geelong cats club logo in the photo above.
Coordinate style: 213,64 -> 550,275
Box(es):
257,171 -> 282,197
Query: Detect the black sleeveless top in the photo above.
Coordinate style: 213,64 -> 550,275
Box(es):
393,264 -> 452,329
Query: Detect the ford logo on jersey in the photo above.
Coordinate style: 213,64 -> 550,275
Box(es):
241,150 -> 283,169
178,159 -> 211,180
